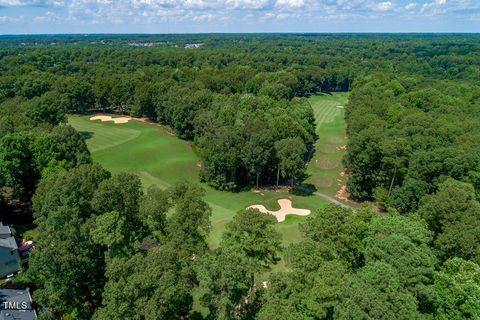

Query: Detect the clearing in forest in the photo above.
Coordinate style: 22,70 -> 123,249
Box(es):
68,115 -> 329,249
305,92 -> 352,204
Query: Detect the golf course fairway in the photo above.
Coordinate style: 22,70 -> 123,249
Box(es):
306,92 -> 350,200
69,93 -> 349,248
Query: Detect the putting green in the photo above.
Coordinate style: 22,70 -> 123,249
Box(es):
68,115 -> 330,248
306,92 -> 350,200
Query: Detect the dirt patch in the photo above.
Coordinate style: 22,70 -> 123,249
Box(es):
248,199 -> 311,222
319,145 -> 338,153
335,185 -> 350,201
133,117 -> 156,125
90,115 -> 132,124
336,145 -> 347,151
315,157 -> 339,170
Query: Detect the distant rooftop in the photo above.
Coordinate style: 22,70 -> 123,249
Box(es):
0,289 -> 37,320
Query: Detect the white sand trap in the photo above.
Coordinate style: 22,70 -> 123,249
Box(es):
90,115 -> 132,124
248,199 -> 311,222
336,105 -> 345,109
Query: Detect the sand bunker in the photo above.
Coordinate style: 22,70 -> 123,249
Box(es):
248,199 -> 311,222
90,115 -> 132,124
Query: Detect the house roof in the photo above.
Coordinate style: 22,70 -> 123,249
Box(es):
0,289 -> 37,320
0,223 -> 16,250
0,238 -> 17,250
0,223 -> 11,239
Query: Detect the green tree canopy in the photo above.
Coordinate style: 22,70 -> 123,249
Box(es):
434,258 -> 480,320
417,178 -> 480,264
275,137 -> 307,187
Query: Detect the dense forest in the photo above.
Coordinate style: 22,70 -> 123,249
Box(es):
1,34 -> 480,319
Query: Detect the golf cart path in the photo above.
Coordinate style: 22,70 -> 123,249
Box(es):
313,191 -> 354,210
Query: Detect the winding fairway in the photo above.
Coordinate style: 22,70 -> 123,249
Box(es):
68,114 -> 332,248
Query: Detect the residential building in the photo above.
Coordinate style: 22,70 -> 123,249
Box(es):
0,288 -> 37,320
0,223 -> 20,279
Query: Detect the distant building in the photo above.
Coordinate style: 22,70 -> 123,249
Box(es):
184,43 -> 203,49
0,288 -> 37,320
0,223 -> 20,279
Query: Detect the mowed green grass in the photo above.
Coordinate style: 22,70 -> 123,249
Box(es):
68,116 -> 330,249
306,92 -> 349,199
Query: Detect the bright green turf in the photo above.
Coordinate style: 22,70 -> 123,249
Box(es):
68,115 -> 330,249
69,92 -> 349,250
305,92 -> 350,198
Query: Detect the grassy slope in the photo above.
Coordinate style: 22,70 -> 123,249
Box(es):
305,92 -> 349,199
68,116 -> 330,248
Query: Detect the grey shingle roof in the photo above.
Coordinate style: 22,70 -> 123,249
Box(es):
0,223 -> 11,239
0,289 -> 37,320
0,238 -> 17,250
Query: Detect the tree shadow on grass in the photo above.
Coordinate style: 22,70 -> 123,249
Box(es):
79,131 -> 94,140
292,183 -> 317,196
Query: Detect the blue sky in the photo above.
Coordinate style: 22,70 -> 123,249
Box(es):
0,0 -> 479,34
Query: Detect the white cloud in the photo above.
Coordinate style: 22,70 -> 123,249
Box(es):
259,11 -> 275,21
1,0 -> 478,29
276,12 -> 301,19
0,15 -> 23,22
374,1 -> 393,12
405,3 -> 417,10
275,0 -> 304,9
192,13 -> 216,21
34,10 -> 60,22
420,0 -> 449,15
0,0 -> 63,6
48,0 -> 63,6
184,0 -> 217,9
225,0 -> 271,10
0,0 -> 18,4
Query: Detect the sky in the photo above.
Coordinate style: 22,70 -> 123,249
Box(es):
0,0 -> 479,34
